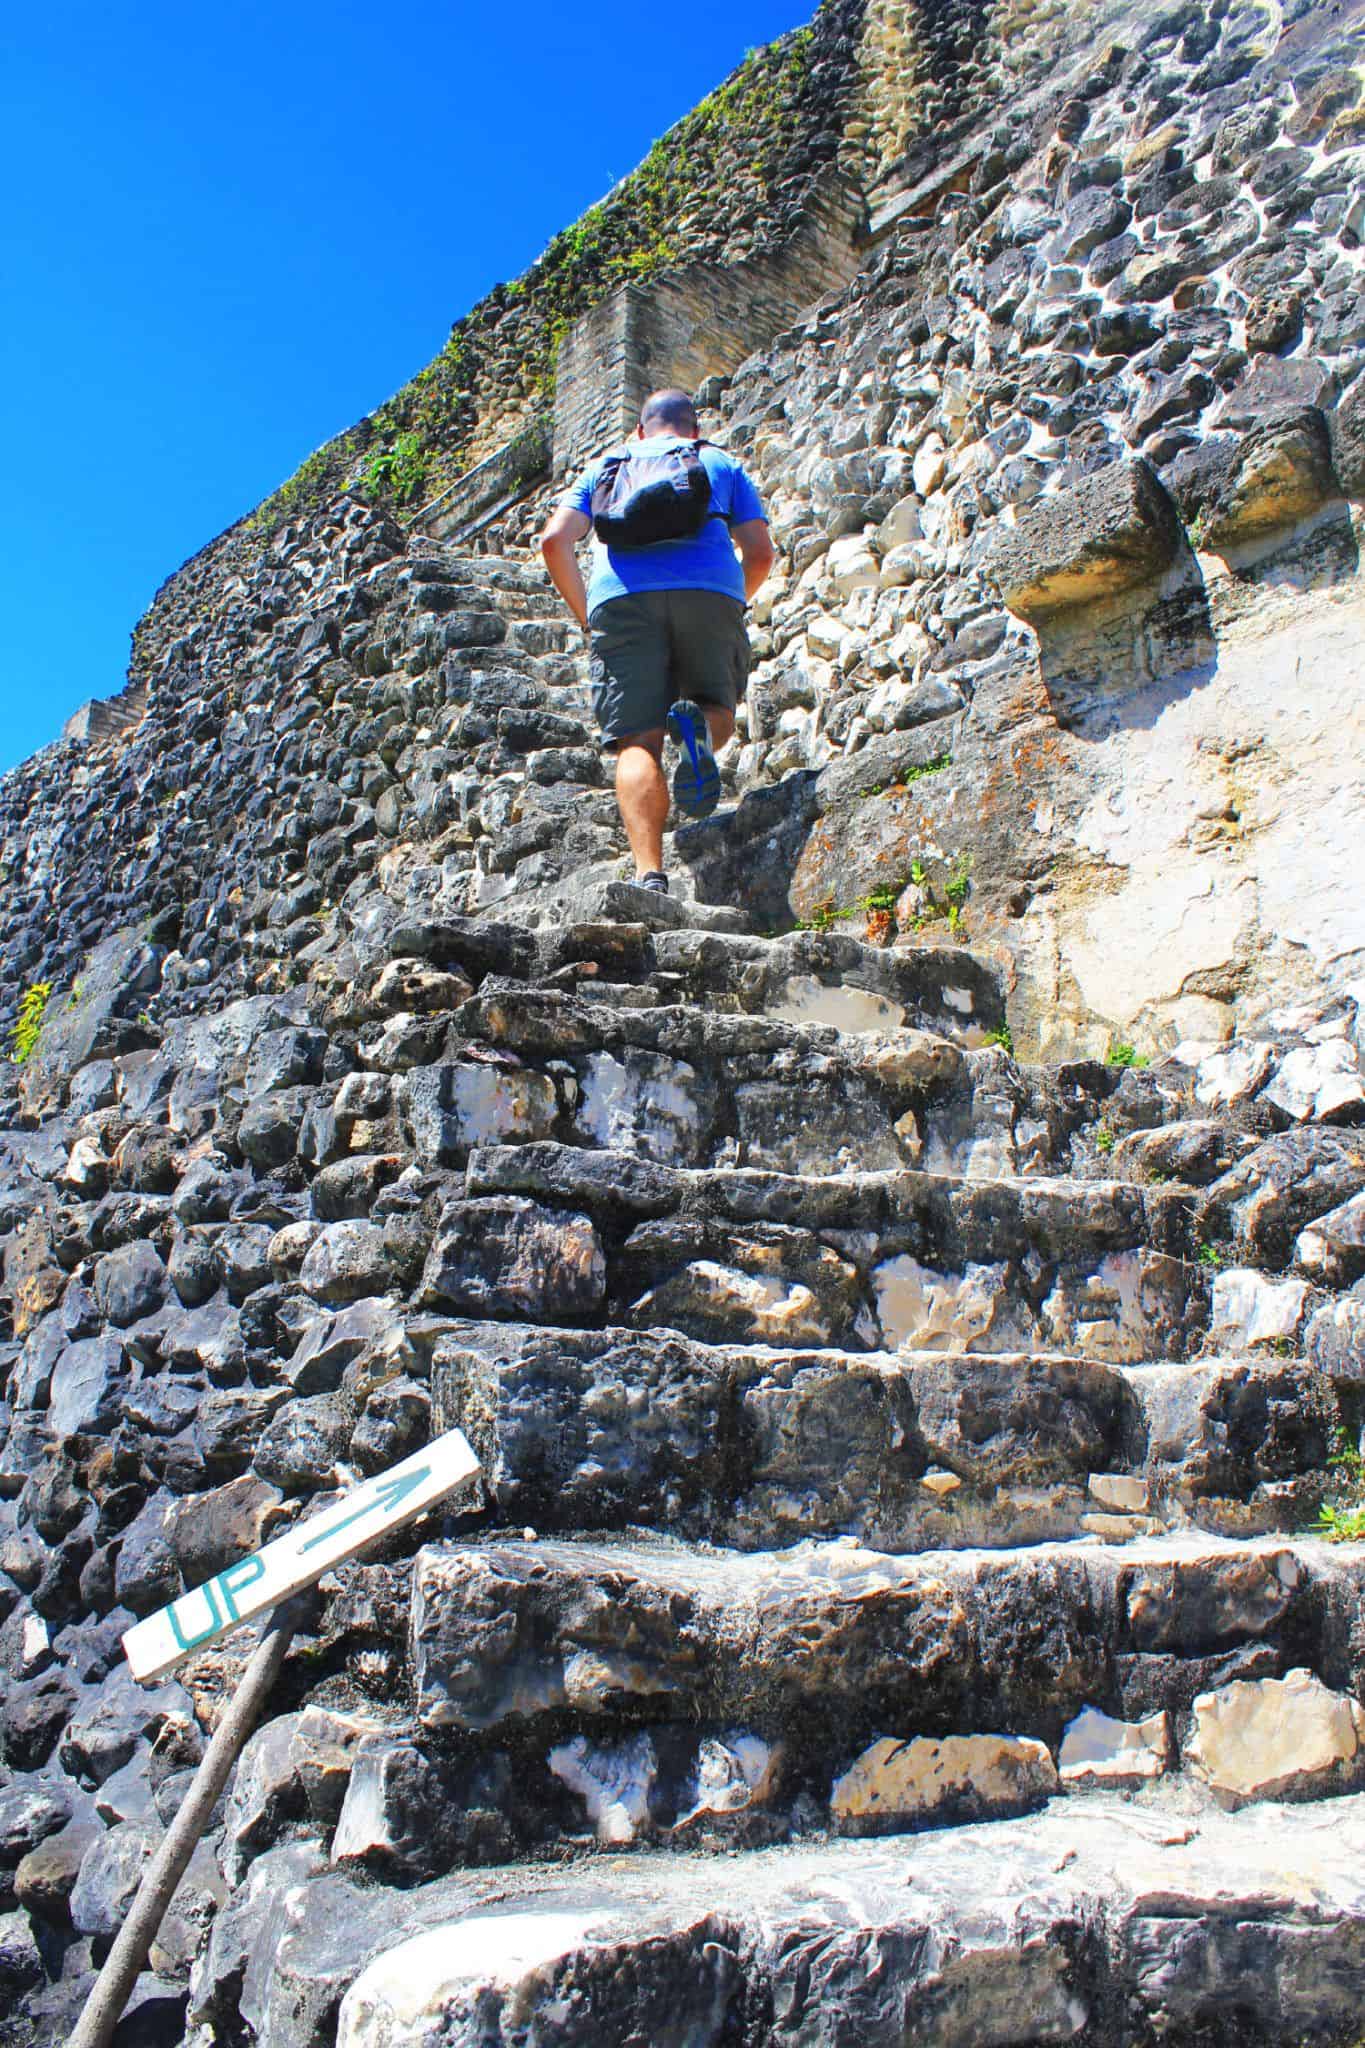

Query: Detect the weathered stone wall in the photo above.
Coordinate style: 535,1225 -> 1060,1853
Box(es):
682,0 -> 1365,1057
552,173 -> 866,470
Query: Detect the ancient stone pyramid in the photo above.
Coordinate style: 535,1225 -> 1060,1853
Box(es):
2,0 -> 1365,2041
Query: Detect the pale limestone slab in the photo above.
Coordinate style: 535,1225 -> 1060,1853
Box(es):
1088,1474 -> 1150,1513
830,1732 -> 1056,1832
1058,1706 -> 1171,1787
1209,1269 -> 1310,1350
1187,1667 -> 1365,1806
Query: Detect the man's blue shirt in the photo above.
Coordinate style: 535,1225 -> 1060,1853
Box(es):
560,436 -> 767,613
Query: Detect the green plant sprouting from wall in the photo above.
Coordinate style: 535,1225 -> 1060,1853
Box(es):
250,20 -> 833,526
363,431 -> 429,506
796,850 -> 973,938
11,981 -> 52,1064
1316,1427 -> 1365,1541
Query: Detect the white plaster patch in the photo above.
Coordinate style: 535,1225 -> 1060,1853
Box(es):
1049,586 -> 1365,1031
549,1733 -> 657,1845
575,1051 -> 704,1163
1067,864 -> 1257,1028
768,975 -> 906,1035
873,1256 -> 1010,1354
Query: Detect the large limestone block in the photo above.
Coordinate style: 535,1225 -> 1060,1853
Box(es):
1200,408 -> 1337,549
1296,1193 -> 1365,1287
1261,1040 -> 1365,1123
984,459 -> 1182,621
1187,1668 -> 1365,1806
419,1196 -> 605,1320
400,1062 -> 557,1164
830,1732 -> 1057,1834
573,1049 -> 710,1164
1328,375 -> 1365,499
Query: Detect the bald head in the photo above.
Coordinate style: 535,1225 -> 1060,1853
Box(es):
639,388 -> 699,438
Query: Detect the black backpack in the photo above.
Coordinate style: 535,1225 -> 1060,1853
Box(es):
589,439 -> 716,549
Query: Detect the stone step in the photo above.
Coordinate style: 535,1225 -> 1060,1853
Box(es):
303,1794 -> 1365,2047
648,922 -> 1006,1041
405,1531 -> 1365,1769
450,983 -> 1079,1178
288,1532 -> 1365,1886
409,552 -> 548,597
388,915 -> 1008,1044
503,617 -> 580,656
438,1143 -> 1207,1358
429,1322 -> 1335,1551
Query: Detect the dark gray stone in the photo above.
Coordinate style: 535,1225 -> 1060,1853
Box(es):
420,1197 -> 605,1320
48,1332 -> 126,1438
254,1393 -> 351,1493
1329,375 -> 1365,499
93,1240 -> 167,1328
70,1821 -> 161,1939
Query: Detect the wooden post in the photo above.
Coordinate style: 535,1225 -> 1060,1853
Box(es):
67,1596 -> 309,2048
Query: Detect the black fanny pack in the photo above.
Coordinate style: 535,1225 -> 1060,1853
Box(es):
590,440 -> 716,549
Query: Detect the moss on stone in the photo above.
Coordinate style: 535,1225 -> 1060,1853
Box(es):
249,12 -> 855,530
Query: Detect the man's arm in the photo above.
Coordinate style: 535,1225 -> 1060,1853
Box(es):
540,506 -> 593,630
733,518 -> 776,602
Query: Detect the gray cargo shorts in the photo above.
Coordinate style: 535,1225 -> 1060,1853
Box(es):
587,588 -> 750,748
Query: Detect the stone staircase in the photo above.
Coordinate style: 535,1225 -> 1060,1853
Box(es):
4,511 -> 1365,2042
187,896 -> 1365,2046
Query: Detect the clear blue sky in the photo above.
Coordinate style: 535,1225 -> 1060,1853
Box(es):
0,0 -> 807,775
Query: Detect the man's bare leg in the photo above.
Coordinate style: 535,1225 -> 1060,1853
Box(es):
615,732 -> 668,877
702,704 -> 734,753
615,704 -> 736,877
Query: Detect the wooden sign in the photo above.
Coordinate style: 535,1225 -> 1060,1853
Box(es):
123,1427 -> 480,1683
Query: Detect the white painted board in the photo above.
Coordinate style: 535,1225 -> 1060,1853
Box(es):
123,1426 -> 480,1684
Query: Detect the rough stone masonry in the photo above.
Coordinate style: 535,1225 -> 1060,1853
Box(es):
2,0 -> 1365,2042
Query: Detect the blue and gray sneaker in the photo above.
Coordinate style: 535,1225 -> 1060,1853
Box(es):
666,699 -> 722,819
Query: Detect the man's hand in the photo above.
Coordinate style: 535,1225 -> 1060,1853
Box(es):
540,507 -> 592,631
733,518 -> 776,601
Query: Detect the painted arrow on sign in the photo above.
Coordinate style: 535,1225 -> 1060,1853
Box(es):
122,1426 -> 481,1685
